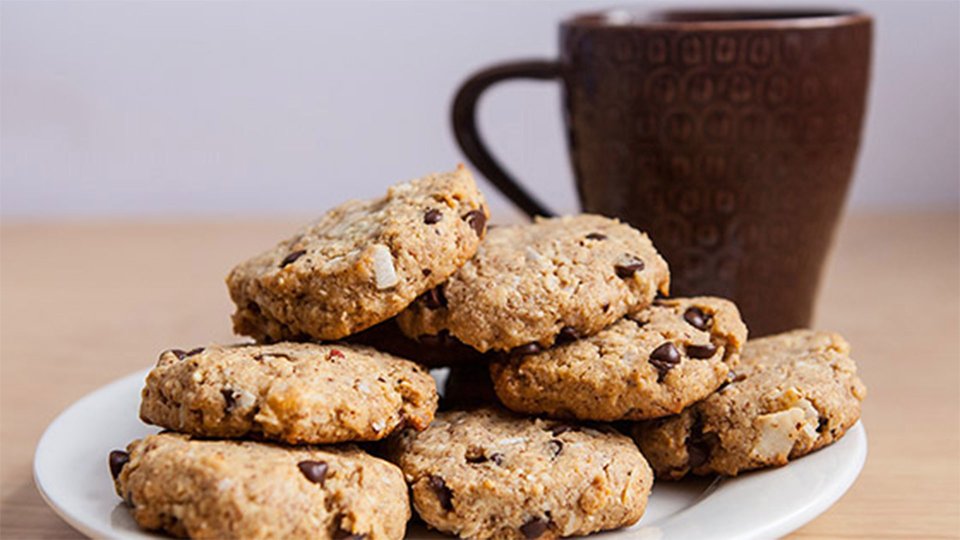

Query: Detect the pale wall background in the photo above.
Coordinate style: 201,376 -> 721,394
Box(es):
2,0 -> 958,220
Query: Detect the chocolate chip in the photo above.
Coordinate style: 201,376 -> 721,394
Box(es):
428,475 -> 453,511
280,249 -> 307,268
420,285 -> 447,309
465,447 -> 489,464
614,257 -> 645,278
169,347 -> 202,360
649,342 -> 681,378
585,232 -> 607,240
511,342 -> 542,357
686,343 -> 717,359
686,418 -> 719,470
548,439 -> 563,458
520,517 -> 550,539
683,307 -> 711,331
556,326 -> 580,344
686,439 -> 710,469
424,208 -> 443,224
549,423 -> 578,436
718,370 -> 746,391
466,449 -> 503,465
109,450 -> 129,479
463,209 -> 486,236
221,389 -> 237,413
817,417 -> 829,433
422,268 -> 432,277
297,460 -> 328,485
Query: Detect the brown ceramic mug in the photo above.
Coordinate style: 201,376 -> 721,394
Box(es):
452,8 -> 872,336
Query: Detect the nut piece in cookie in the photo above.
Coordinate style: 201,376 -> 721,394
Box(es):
490,297 -> 747,421
397,214 -> 670,353
111,433 -> 409,539
633,329 -> 867,478
385,408 -> 653,539
227,165 -> 488,342
140,342 -> 438,444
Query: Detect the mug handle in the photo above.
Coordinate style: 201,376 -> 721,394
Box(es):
452,60 -> 561,218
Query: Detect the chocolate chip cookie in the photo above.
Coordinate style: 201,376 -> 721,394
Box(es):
633,329 -> 867,478
227,165 -> 488,342
490,297 -> 747,421
385,408 -> 653,539
140,343 -> 437,444
110,432 -> 409,539
397,214 -> 670,353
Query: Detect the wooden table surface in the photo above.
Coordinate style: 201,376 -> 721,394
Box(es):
1,211 -> 958,539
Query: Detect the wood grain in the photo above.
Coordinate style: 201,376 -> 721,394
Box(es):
1,212 -> 957,538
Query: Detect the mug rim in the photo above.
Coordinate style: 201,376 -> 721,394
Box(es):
563,8 -> 871,30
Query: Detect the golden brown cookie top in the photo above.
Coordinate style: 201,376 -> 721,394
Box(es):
385,407 -> 652,540
227,165 -> 488,342
398,214 -> 670,353
490,296 -> 747,421
140,342 -> 438,444
111,432 -> 410,539
634,329 -> 866,478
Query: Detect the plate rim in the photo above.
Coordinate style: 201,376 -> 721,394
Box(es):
643,423 -> 867,539
34,368 -> 868,540
34,369 -> 154,539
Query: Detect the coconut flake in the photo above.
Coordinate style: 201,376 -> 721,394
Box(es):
751,408 -> 803,461
497,437 -> 526,446
371,244 -> 399,289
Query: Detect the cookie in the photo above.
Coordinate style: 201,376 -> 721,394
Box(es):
397,214 -> 670,353
227,165 -> 488,342
633,329 -> 867,478
110,432 -> 409,539
140,342 -> 438,444
347,318 -> 485,368
385,408 -> 653,539
490,297 -> 747,421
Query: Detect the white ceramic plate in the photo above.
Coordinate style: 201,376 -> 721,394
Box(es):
35,369 -> 866,540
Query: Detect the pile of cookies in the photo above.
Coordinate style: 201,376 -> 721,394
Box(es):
108,166 -> 866,540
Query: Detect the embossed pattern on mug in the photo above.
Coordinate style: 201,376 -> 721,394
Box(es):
560,19 -> 871,335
